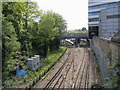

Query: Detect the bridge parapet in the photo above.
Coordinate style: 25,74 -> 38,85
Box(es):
62,33 -> 88,39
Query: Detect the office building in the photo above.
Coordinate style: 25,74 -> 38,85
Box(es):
88,0 -> 120,39
99,6 -> 120,40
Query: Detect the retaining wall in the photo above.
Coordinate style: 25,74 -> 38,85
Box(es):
90,37 -> 120,86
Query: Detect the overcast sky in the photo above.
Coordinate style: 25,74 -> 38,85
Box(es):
34,0 -> 88,30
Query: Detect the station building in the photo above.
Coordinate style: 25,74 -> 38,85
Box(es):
88,0 -> 120,39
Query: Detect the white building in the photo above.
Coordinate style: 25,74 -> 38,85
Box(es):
88,0 -> 120,39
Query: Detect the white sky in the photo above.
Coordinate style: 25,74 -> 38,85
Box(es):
34,0 -> 88,30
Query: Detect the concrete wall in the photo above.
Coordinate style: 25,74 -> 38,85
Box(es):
90,37 -> 120,86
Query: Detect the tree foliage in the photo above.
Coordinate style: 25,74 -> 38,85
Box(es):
2,1 -> 67,87
67,27 -> 88,34
109,57 -> 120,89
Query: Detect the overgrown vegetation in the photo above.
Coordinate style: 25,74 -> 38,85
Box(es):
104,51 -> 120,89
3,46 -> 66,88
90,49 -> 103,88
108,56 -> 120,89
91,82 -> 103,89
2,1 -> 67,88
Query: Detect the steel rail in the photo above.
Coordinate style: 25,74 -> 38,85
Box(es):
44,48 -> 73,89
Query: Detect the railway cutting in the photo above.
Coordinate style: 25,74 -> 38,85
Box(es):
36,47 -> 99,89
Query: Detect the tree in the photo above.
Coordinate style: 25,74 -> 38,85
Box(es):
53,12 -> 67,36
81,27 -> 87,31
30,11 -> 67,57
2,1 -> 68,87
37,11 -> 58,57
2,2 -> 41,56
49,12 -> 67,51
2,19 -> 21,78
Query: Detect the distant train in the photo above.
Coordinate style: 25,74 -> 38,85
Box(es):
60,39 -> 74,47
61,38 -> 89,47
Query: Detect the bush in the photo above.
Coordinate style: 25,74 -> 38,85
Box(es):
91,82 -> 103,89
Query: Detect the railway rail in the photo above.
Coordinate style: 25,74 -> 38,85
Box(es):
44,48 -> 75,89
42,48 -> 97,89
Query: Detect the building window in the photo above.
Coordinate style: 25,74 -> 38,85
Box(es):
89,5 -> 100,10
89,2 -> 97,4
89,11 -> 100,16
89,2 -> 120,10
107,14 -> 120,19
89,18 -> 99,22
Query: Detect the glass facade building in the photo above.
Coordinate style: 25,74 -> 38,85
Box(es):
88,0 -> 120,39
99,6 -> 120,40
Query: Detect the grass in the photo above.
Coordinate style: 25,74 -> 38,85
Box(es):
35,46 -> 66,75
12,46 -> 67,88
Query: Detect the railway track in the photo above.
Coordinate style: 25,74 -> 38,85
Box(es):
73,48 -> 86,88
43,48 -> 93,89
77,48 -> 90,89
44,48 -> 75,89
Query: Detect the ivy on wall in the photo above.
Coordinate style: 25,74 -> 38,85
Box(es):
109,56 -> 120,89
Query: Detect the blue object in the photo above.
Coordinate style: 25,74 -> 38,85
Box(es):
16,69 -> 27,77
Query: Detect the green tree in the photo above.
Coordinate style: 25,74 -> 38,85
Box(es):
81,27 -> 87,31
37,11 -> 58,57
49,12 -> 67,51
2,19 -> 21,78
2,2 -> 67,87
2,2 -> 41,55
